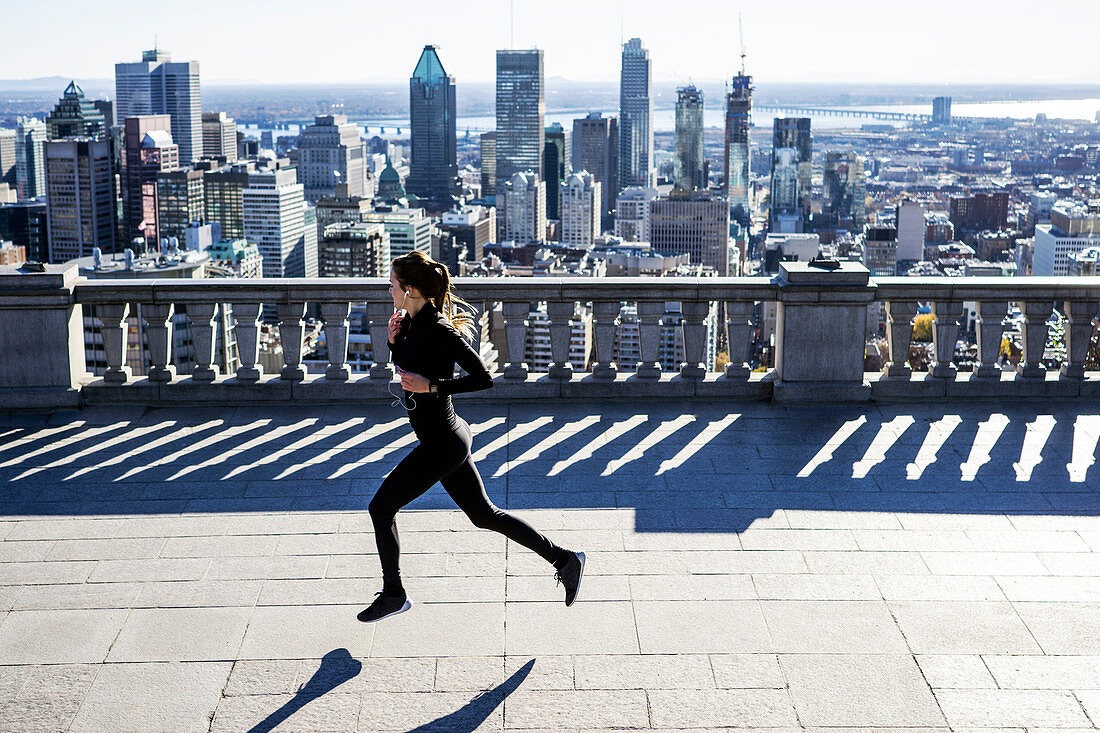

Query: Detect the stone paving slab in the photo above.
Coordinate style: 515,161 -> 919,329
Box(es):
1,401 -> 1099,730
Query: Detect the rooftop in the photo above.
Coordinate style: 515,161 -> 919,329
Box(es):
0,399 -> 1098,730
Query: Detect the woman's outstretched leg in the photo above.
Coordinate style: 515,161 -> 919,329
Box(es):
440,456 -> 586,606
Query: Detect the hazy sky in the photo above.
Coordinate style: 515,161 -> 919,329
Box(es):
4,0 -> 1098,85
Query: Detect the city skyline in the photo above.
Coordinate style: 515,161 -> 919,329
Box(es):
2,0 -> 1098,86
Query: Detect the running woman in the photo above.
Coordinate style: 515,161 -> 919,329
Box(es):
358,251 -> 585,623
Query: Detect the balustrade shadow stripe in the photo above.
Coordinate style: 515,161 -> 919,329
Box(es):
1069,415 -> 1100,481
493,416 -> 600,478
602,414 -> 697,476
166,419 -> 322,482
960,414 -> 1012,481
656,413 -> 741,476
548,415 -> 648,477
472,416 -> 552,463
1012,415 -> 1058,481
0,423 -> 90,463
113,420 -> 275,482
277,417 -> 408,481
0,422 -> 130,470
222,418 -> 366,480
13,421 -> 179,482
908,416 -> 964,479
797,417 -> 870,477
851,416 -> 918,479
65,419 -> 224,482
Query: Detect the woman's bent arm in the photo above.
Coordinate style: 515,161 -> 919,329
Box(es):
434,325 -> 494,396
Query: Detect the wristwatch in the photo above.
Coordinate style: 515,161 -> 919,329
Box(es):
428,380 -> 440,396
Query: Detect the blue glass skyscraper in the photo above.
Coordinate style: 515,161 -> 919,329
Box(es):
408,45 -> 457,199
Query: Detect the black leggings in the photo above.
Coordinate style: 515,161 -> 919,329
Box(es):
368,417 -> 563,593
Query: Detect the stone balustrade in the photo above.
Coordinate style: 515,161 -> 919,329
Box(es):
1,262 -> 1098,408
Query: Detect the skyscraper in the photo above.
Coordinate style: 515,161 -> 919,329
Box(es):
297,114 -> 367,202
674,86 -> 704,191
723,71 -> 753,218
543,123 -> 569,220
115,48 -> 203,162
502,171 -> 546,243
122,115 -> 179,246
560,171 -> 601,246
479,132 -> 497,197
243,168 -> 317,277
407,45 -> 457,199
44,138 -> 117,262
822,151 -> 866,228
571,113 -> 618,227
201,112 -> 237,162
932,97 -> 952,125
46,82 -> 107,140
619,38 -> 653,191
769,118 -> 812,232
0,129 -> 15,188
16,118 -> 47,199
495,49 -> 544,190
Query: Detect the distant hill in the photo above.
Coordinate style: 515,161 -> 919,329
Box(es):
0,77 -> 113,93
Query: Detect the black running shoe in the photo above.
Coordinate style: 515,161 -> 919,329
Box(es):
555,551 -> 585,607
357,591 -> 411,623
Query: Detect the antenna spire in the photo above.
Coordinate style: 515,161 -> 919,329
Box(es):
510,0 -> 514,48
738,13 -> 746,75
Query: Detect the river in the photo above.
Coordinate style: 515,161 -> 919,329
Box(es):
240,98 -> 1100,138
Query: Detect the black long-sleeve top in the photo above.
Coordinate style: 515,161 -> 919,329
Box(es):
386,301 -> 494,436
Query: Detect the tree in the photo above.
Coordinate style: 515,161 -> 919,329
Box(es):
912,313 -> 935,343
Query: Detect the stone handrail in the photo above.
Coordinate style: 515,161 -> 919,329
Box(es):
1,262 -> 1098,408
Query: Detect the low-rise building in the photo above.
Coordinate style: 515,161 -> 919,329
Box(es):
206,238 -> 262,278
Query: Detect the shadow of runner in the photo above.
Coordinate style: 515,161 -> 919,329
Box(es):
247,648 -> 362,733
403,659 -> 535,732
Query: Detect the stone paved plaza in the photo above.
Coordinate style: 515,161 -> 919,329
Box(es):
0,399 -> 1099,732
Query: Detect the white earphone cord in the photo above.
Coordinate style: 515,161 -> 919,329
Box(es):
387,379 -> 417,410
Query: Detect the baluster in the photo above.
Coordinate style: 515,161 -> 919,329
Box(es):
232,303 -> 263,382
277,301 -> 306,381
1017,300 -> 1052,379
365,300 -> 394,381
884,300 -> 918,378
931,300 -> 963,379
99,303 -> 131,384
636,300 -> 663,380
1060,300 -> 1098,380
680,300 -> 710,379
546,299 -> 574,380
142,303 -> 176,382
974,300 -> 1008,379
189,303 -> 219,382
724,300 -> 754,379
320,302 -> 351,381
502,301 -> 530,380
591,300 -> 620,380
